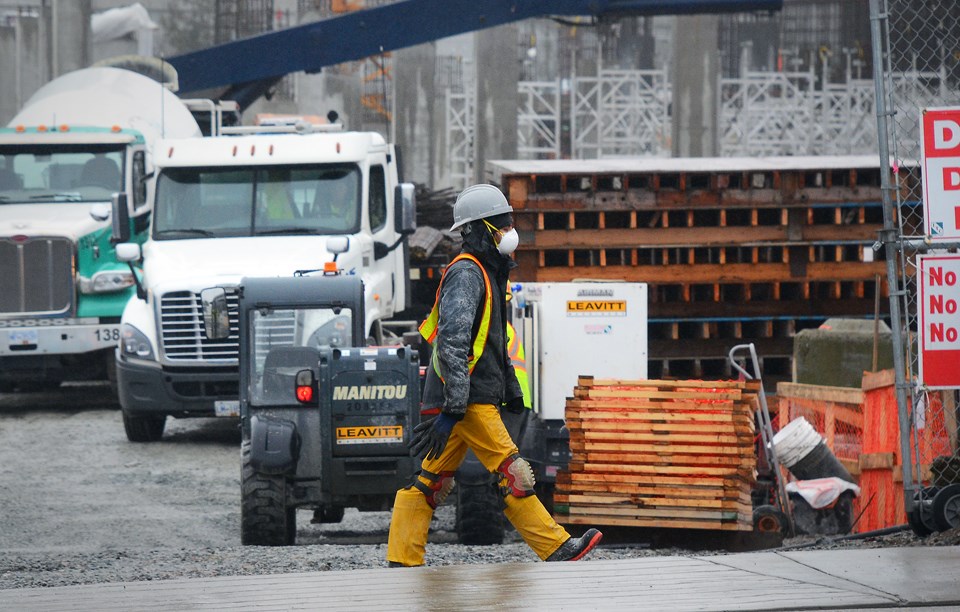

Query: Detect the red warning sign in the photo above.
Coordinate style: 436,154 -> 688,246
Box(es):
918,254 -> 960,388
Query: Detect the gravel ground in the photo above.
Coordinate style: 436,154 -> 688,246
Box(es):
0,383 -> 956,591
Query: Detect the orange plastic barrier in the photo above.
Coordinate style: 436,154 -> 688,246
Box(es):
778,370 -> 954,533
857,370 -> 904,533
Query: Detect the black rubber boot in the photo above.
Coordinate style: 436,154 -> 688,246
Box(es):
545,528 -> 603,562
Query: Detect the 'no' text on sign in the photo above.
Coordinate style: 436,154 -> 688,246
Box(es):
921,107 -> 960,241
918,254 -> 960,388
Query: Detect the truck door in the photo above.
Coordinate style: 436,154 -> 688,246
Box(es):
365,161 -> 397,327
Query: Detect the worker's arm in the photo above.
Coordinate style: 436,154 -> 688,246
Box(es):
434,262 -> 485,418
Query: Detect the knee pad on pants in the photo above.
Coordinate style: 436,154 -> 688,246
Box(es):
411,468 -> 456,509
497,453 -> 536,498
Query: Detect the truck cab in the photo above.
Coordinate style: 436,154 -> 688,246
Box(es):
114,123 -> 416,442
0,66 -> 202,391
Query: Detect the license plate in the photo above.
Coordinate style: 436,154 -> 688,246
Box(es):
8,329 -> 38,347
214,400 -> 240,417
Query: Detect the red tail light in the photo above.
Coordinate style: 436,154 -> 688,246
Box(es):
296,385 -> 314,403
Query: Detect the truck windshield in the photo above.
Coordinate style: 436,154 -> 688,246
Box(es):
250,306 -> 354,405
0,145 -> 124,204
153,164 -> 361,239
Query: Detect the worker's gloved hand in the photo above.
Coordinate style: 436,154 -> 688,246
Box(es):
409,413 -> 458,460
504,397 -> 526,414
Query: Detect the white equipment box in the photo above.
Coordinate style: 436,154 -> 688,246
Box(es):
515,282 -> 648,421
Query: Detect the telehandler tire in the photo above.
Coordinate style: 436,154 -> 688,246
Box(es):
456,480 -> 504,545
241,440 -> 295,546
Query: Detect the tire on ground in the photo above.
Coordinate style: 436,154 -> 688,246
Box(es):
241,440 -> 294,546
456,480 -> 504,545
122,411 -> 166,442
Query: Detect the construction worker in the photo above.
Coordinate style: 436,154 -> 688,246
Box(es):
386,184 -> 602,567
258,170 -> 296,222
505,287 -> 531,410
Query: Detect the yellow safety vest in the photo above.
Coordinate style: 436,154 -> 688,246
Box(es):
419,253 -> 493,378
507,321 -> 531,409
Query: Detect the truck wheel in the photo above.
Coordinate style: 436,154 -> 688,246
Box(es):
241,441 -> 294,546
456,481 -> 504,545
122,411 -> 165,442
312,505 -> 345,524
106,356 -> 119,403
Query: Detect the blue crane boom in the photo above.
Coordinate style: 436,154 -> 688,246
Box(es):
168,0 -> 781,99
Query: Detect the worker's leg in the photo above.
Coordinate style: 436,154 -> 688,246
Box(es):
457,403 -> 570,560
386,425 -> 469,567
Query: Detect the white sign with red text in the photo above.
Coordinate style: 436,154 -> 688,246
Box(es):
918,254 -> 960,388
921,107 -> 960,241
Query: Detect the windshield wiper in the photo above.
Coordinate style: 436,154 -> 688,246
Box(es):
255,227 -> 322,236
154,228 -> 217,238
29,192 -> 83,202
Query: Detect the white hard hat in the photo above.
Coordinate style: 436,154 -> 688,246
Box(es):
450,184 -> 513,231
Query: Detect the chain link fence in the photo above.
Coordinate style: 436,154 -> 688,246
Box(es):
870,0 -> 960,535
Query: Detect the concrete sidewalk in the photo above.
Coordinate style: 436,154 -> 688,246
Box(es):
2,546 -> 957,611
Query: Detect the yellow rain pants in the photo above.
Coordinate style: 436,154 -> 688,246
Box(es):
386,402 -> 570,566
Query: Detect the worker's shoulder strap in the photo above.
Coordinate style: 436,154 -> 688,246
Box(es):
418,253 -> 493,374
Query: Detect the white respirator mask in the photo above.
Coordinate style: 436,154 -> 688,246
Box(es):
496,227 -> 519,255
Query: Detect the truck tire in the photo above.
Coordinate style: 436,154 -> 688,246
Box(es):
241,441 -> 294,546
456,481 -> 504,545
122,411 -> 165,442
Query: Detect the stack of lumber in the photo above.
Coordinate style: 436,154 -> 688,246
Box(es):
554,377 -> 760,531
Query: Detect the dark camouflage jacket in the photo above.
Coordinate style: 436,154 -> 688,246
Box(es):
420,221 -> 522,418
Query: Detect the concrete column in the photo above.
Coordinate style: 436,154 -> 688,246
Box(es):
52,0 -> 91,77
394,43 -> 437,186
474,24 -> 518,184
671,15 -> 719,158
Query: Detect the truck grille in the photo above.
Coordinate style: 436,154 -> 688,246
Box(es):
159,291 -> 241,362
0,236 -> 74,317
253,310 -> 298,372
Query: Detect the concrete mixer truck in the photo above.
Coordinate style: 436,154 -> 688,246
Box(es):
0,66 -> 210,391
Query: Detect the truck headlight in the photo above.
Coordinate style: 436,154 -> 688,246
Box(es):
79,270 -> 135,294
120,323 -> 155,360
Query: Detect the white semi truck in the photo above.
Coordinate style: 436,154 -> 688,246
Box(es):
0,66 -> 203,391
113,122 -> 416,442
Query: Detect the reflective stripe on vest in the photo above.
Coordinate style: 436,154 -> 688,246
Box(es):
507,322 -> 531,409
418,253 -> 493,377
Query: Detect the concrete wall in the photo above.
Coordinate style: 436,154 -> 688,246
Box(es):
671,14 -> 719,157
0,1 -> 90,126
474,23 -> 519,184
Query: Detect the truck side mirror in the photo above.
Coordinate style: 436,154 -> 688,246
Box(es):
111,192 -> 130,244
200,287 -> 231,340
115,243 -> 141,263
394,183 -> 416,235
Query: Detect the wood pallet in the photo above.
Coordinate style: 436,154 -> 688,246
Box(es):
555,377 -> 759,532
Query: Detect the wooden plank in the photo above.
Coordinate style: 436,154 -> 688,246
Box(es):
553,491 -> 753,512
558,471 -> 747,488
942,390 -> 959,453
579,377 -> 761,391
569,451 -> 754,467
567,439 -> 752,457
566,398 -> 757,416
555,514 -> 752,531
525,261 -> 890,284
558,503 -> 750,522
777,382 -> 864,405
565,420 -> 755,436
555,480 -> 751,500
566,408 -> 756,427
567,462 -> 754,480
570,430 -> 751,445
574,388 -> 750,402
859,452 -> 895,470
